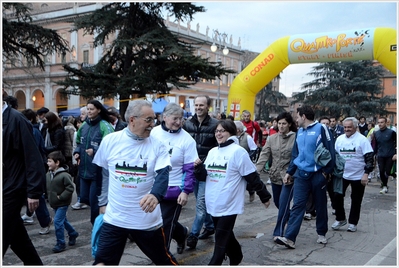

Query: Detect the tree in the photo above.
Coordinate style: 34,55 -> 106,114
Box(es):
2,3 -> 69,71
57,2 -> 235,119
293,60 -> 396,119
257,75 -> 287,121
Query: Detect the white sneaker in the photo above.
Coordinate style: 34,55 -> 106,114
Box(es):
331,220 -> 347,230
21,212 -> 35,225
303,213 -> 312,220
379,186 -> 388,194
39,217 -> 53,235
266,179 -> 271,185
347,224 -> 357,232
71,202 -> 88,210
317,235 -> 327,244
275,236 -> 295,249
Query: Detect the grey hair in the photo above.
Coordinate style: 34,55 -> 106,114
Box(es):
162,103 -> 183,118
125,100 -> 152,122
80,106 -> 87,113
343,117 -> 359,128
234,120 -> 244,132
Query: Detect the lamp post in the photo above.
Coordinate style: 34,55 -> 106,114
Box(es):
210,30 -> 229,114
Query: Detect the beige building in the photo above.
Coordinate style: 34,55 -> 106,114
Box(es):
4,2 -> 276,117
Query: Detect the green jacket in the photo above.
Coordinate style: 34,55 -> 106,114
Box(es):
46,166 -> 74,208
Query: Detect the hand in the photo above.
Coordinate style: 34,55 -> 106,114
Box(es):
361,174 -> 368,186
73,153 -> 80,160
194,158 -> 202,167
27,198 -> 39,213
177,192 -> 188,206
99,206 -> 106,214
393,154 -> 397,161
85,148 -> 94,156
139,194 -> 159,213
283,174 -> 291,184
263,200 -> 271,209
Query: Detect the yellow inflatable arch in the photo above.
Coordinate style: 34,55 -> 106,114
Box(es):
227,27 -> 397,119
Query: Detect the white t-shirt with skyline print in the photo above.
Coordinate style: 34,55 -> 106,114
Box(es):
93,130 -> 171,229
205,141 -> 256,217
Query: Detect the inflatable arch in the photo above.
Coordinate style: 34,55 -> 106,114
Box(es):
227,27 -> 397,119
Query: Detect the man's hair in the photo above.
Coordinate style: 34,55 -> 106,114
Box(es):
319,116 -> 330,123
242,110 -> 251,116
107,106 -> 120,118
342,117 -> 359,129
125,100 -> 152,122
162,102 -> 183,117
36,107 -> 49,116
21,109 -> 38,123
234,120 -> 245,132
227,115 -> 234,121
359,116 -> 366,120
297,105 -> 315,121
4,95 -> 18,109
47,151 -> 66,165
194,95 -> 211,106
329,115 -> 338,120
218,119 -> 237,136
378,116 -> 387,123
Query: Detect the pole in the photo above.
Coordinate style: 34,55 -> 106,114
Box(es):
217,51 -> 220,113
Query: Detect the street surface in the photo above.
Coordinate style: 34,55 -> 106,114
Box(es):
3,173 -> 397,266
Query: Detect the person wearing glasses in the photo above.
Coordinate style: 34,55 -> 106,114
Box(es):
205,120 -> 271,265
92,100 -> 178,265
73,100 -> 114,225
151,103 -> 198,254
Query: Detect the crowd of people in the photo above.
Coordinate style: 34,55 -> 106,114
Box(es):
2,91 -> 397,265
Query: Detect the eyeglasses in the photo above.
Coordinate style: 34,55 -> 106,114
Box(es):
134,116 -> 155,123
215,129 -> 226,133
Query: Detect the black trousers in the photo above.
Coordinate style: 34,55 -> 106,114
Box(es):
334,179 -> 365,225
378,156 -> 394,187
209,215 -> 242,265
3,190 -> 43,265
160,199 -> 185,249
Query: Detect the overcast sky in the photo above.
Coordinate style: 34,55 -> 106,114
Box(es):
189,1 -> 397,97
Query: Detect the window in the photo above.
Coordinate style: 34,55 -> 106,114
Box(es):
392,79 -> 397,86
83,50 -> 89,64
61,52 -> 66,63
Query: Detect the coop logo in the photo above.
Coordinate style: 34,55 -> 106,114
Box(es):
249,53 -> 274,77
391,44 -> 397,51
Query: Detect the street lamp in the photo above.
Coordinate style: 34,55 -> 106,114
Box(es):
210,29 -> 229,113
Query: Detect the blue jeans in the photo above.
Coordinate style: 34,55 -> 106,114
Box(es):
53,206 -> 78,245
80,177 -> 99,225
285,170 -> 328,243
273,183 -> 294,237
190,181 -> 214,237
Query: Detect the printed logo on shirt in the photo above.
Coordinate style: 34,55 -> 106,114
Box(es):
207,162 -> 227,182
339,147 -> 356,159
114,161 -> 148,184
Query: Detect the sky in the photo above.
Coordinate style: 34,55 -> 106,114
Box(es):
188,1 -> 397,97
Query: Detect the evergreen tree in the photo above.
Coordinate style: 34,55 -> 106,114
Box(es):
293,60 -> 396,119
2,3 -> 69,71
57,2 -> 234,118
257,76 -> 287,121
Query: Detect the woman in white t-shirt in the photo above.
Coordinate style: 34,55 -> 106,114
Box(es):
204,120 -> 271,265
151,103 -> 198,255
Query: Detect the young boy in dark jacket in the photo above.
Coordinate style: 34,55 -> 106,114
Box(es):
46,151 -> 79,253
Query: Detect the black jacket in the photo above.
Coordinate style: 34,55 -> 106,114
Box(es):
45,126 -> 65,155
2,106 -> 45,199
183,114 -> 218,161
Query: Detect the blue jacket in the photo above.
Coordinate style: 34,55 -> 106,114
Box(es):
287,122 -> 335,175
74,116 -> 114,180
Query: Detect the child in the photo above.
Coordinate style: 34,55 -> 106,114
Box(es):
46,151 -> 79,253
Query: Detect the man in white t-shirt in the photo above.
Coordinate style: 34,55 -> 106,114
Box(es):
92,100 -> 178,265
332,117 -> 374,233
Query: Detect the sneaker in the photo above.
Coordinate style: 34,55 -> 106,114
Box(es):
39,217 -> 53,235
332,220 -> 347,230
347,224 -> 357,232
52,243 -> 66,253
275,236 -> 295,249
303,213 -> 312,220
21,213 -> 35,225
71,202 -> 88,210
266,179 -> 271,185
198,228 -> 215,239
380,186 -> 388,194
186,234 -> 198,249
68,232 -> 79,246
249,193 -> 255,203
331,210 -> 336,215
177,227 -> 189,254
317,235 -> 328,244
